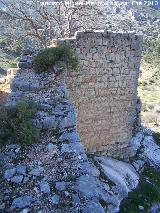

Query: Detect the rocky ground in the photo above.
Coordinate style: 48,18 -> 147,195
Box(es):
0,68 -> 160,213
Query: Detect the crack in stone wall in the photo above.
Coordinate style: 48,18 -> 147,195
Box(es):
57,30 -> 143,158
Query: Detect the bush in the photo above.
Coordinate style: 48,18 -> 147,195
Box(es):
0,101 -> 40,145
33,45 -> 78,73
153,131 -> 160,144
8,57 -> 20,68
11,42 -> 23,55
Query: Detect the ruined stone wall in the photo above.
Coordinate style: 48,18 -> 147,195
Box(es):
58,30 -> 143,158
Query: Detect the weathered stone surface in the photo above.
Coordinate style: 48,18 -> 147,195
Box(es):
46,143 -> 57,152
76,175 -> 98,198
59,131 -> 80,143
29,166 -> 44,176
59,111 -> 76,130
11,196 -> 32,209
4,168 -> 16,179
130,131 -> 144,155
55,182 -> 67,191
16,165 -> 26,175
50,195 -> 60,204
95,157 -> 139,198
72,194 -> 81,204
83,201 -> 105,213
61,143 -> 84,154
132,160 -> 145,172
39,181 -> 50,194
11,175 -> 23,184
140,136 -> 160,168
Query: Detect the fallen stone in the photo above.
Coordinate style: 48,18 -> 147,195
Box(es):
23,177 -> 29,183
61,143 -> 84,154
34,116 -> 57,130
59,131 -> 80,143
140,136 -> 160,168
59,112 -> 76,130
15,147 -> 21,153
95,157 -> 139,201
29,83 -> 39,91
11,196 -> 32,210
138,205 -> 144,211
142,127 -> 154,136
148,202 -> 160,213
55,182 -> 67,191
79,161 -> 100,177
130,131 -> 144,155
72,194 -> 81,205
83,201 -> 105,213
132,160 -> 145,172
76,175 -> 98,198
7,144 -> 20,150
29,166 -> 44,176
11,175 -> 23,184
4,168 -> 16,179
16,165 -> 26,175
46,143 -> 56,152
20,209 -> 30,213
50,195 -> 60,205
40,181 -> 50,194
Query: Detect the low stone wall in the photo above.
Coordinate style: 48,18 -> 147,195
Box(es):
58,30 -> 143,158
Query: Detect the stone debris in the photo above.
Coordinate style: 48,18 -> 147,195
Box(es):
140,136 -> 160,168
39,181 -> 51,194
46,143 -> 57,152
83,201 -> 105,213
59,131 -> 80,143
29,166 -> 44,177
11,175 -> 23,184
55,181 -> 67,191
132,160 -> 145,173
76,175 -> 99,198
50,195 -> 60,205
4,168 -> 16,179
11,196 -> 33,210
16,165 -> 27,175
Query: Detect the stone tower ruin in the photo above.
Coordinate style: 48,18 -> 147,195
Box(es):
58,30 -> 143,158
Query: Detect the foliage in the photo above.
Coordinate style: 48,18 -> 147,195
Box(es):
143,38 -> 160,68
0,35 -> 8,48
0,101 -> 40,145
8,57 -> 20,68
120,166 -> 160,212
138,80 -> 147,86
33,45 -> 78,73
11,42 -> 23,55
153,131 -> 160,144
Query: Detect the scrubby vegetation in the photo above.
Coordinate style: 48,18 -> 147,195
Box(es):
33,45 -> 78,73
143,38 -> 160,67
0,101 -> 40,146
138,38 -> 160,132
0,35 -> 22,69
120,166 -> 160,213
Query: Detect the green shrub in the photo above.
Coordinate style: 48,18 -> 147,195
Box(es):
120,167 -> 160,212
11,42 -> 23,55
138,80 -> 147,86
0,101 -> 40,145
33,45 -> 78,73
153,131 -> 160,144
8,57 -> 20,68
